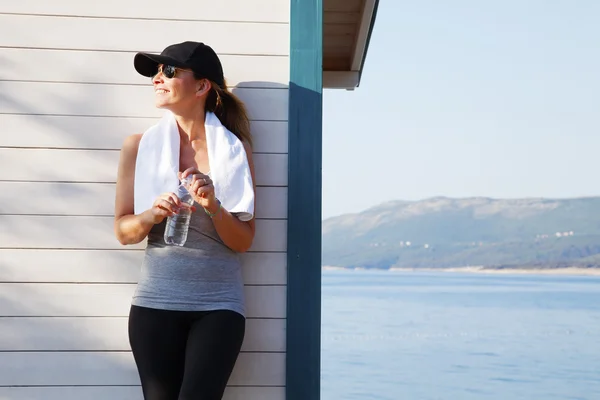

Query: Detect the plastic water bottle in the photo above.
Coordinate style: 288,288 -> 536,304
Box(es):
164,176 -> 194,246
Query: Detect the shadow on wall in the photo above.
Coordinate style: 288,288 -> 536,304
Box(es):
0,275 -> 142,398
231,82 -> 288,154
0,54 -> 144,397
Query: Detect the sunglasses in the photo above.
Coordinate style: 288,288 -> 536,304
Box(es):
154,64 -> 188,79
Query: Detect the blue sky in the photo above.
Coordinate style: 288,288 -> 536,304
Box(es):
322,0 -> 600,219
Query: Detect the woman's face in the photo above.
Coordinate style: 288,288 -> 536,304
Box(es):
152,64 -> 199,111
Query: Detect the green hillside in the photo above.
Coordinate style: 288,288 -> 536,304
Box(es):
322,197 -> 600,270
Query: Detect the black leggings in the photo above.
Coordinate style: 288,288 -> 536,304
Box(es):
128,305 -> 245,400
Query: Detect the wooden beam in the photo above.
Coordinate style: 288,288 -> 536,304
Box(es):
351,0 -> 377,71
287,0 -> 323,399
323,71 -> 359,90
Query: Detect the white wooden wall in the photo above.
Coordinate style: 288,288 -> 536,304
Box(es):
0,1 -> 289,399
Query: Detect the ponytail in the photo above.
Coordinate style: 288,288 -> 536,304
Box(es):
204,78 -> 253,147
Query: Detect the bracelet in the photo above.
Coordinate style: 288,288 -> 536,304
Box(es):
204,199 -> 222,218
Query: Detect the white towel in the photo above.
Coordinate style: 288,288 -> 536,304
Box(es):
133,110 -> 255,221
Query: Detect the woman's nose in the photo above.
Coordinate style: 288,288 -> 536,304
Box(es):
153,71 -> 164,84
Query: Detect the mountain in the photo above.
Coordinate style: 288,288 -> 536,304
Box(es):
322,196 -> 600,270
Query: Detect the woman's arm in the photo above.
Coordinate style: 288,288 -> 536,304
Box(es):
206,203 -> 256,253
113,134 -> 185,245
182,141 -> 256,253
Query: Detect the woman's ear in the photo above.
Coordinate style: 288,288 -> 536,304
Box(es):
196,79 -> 210,96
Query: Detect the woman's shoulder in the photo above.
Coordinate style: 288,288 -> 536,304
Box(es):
120,133 -> 144,156
123,133 -> 144,149
116,134 -> 145,173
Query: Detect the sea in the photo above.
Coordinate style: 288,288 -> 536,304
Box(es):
321,269 -> 600,400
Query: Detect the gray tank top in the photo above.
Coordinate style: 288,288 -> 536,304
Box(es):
131,199 -> 246,317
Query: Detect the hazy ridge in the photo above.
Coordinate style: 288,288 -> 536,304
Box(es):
322,196 -> 600,271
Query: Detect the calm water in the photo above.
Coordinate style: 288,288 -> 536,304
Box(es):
321,270 -> 600,400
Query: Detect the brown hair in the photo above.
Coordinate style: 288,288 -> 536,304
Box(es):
203,78 -> 253,147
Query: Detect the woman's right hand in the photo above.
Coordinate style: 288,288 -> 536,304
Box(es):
148,192 -> 196,224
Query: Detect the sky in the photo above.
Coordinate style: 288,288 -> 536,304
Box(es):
322,0 -> 600,219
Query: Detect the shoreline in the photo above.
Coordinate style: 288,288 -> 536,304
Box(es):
322,265 -> 600,276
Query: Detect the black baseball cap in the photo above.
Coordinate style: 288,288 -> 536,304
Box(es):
134,41 -> 225,88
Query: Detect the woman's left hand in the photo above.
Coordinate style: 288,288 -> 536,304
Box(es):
179,167 -> 220,214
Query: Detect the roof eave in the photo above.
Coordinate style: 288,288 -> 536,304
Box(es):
322,0 -> 379,90
355,0 -> 379,88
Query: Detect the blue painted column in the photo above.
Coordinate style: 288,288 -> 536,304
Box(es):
286,0 -> 323,399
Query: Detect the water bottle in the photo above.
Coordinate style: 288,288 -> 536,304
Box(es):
164,176 -> 194,246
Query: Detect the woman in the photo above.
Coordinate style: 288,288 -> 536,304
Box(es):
114,41 -> 256,400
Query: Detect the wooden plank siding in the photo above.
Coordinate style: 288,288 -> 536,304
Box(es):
0,14 -> 289,55
0,317 -> 286,352
0,1 -> 289,398
0,48 -> 289,88
0,352 -> 286,386
0,251 -> 287,285
0,387 -> 286,400
0,114 -> 288,152
0,0 -> 289,22
0,82 -> 288,119
0,183 -> 287,218
0,216 -> 287,251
